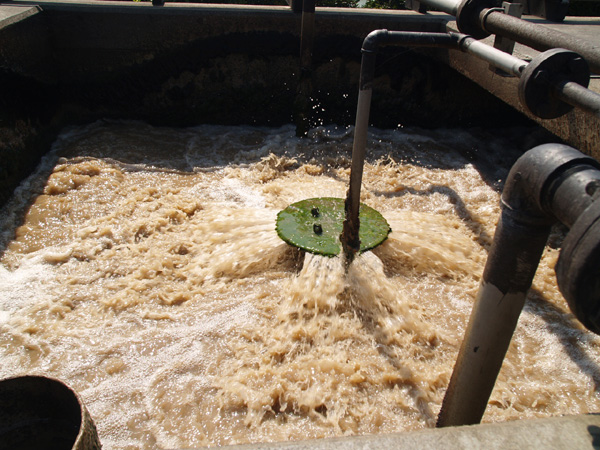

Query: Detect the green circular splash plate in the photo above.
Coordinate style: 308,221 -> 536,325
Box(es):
276,197 -> 391,257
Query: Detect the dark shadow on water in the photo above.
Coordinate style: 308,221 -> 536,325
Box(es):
372,184 -> 493,249
524,288 -> 600,393
0,159 -> 57,263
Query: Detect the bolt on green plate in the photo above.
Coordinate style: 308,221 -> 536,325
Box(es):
276,197 -> 391,257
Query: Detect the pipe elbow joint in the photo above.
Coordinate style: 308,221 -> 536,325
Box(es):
503,143 -> 600,334
362,29 -> 389,53
501,143 -> 598,225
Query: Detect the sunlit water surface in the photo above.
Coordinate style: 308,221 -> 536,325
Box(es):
1,121 -> 599,449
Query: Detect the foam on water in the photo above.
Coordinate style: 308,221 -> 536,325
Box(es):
0,120 -> 598,449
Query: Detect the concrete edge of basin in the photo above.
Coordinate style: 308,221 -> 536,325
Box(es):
7,0 -> 450,21
0,4 -> 40,30
192,413 -> 600,450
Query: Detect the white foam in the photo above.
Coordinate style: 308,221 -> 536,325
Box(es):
0,254 -> 56,313
1,121 -> 597,450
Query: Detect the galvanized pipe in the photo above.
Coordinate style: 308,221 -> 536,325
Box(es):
437,144 -> 600,427
340,30 -> 460,264
341,87 -> 373,262
552,79 -> 600,118
455,33 -> 527,76
421,0 -> 459,15
413,0 -> 600,73
481,9 -> 600,74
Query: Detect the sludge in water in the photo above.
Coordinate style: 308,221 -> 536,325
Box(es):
0,120 -> 599,449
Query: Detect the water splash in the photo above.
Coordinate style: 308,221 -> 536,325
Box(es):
0,121 -> 598,449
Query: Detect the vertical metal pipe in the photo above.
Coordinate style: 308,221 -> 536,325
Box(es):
299,0 -> 316,74
436,212 -> 551,427
339,30 -> 459,264
341,51 -> 376,264
437,143 -> 600,427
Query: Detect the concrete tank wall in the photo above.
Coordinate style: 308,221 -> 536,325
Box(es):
0,1 -> 535,206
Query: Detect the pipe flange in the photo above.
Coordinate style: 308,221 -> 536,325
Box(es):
518,48 -> 590,119
556,198 -> 600,334
456,0 -> 498,39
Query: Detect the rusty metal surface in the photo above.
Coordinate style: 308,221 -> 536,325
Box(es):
482,11 -> 600,74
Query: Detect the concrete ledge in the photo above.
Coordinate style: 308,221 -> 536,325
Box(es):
443,17 -> 600,160
0,4 -> 40,30
10,0 -> 451,23
210,414 -> 600,450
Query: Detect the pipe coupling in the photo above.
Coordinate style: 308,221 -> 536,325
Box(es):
518,49 -> 590,119
455,0 -> 497,39
557,195 -> 600,334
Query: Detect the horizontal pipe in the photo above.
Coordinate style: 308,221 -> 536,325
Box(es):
421,0 -> 459,15
481,10 -> 600,74
455,33 -> 527,76
453,33 -> 600,119
553,79 -> 600,118
414,0 -> 600,73
362,29 -> 459,53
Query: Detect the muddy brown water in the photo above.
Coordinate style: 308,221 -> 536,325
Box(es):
0,120 -> 598,449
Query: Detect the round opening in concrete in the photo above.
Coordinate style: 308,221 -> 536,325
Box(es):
0,375 -> 101,450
